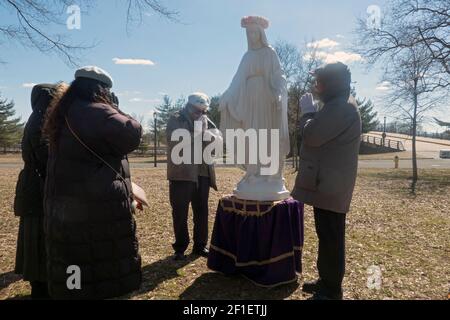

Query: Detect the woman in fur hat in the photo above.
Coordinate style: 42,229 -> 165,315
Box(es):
14,83 -> 56,299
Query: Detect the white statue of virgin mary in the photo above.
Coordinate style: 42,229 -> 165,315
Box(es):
219,16 -> 290,201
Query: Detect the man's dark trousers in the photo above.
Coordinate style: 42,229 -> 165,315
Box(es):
314,207 -> 347,296
169,176 -> 210,254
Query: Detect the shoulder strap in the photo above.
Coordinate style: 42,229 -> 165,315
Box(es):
64,117 -> 127,184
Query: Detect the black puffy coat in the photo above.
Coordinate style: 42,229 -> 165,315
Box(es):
14,84 -> 54,217
44,98 -> 143,299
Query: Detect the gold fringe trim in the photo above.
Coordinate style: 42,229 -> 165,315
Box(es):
210,244 -> 303,267
219,196 -> 290,216
241,274 -> 299,288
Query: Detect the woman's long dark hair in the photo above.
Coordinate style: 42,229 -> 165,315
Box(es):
43,78 -> 114,149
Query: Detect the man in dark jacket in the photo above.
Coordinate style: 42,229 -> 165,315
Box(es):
14,84 -> 55,299
166,93 -> 219,261
44,67 -> 143,299
291,62 -> 362,300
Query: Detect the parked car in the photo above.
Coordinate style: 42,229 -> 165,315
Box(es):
439,150 -> 450,159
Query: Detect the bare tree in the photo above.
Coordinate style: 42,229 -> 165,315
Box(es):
274,40 -> 302,85
383,45 -> 446,190
125,0 -> 179,29
0,0 -> 178,66
355,0 -> 449,90
274,40 -> 320,169
355,0 -> 449,190
398,0 -> 450,79
434,117 -> 450,128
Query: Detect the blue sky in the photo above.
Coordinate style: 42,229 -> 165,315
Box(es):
0,0 -> 446,131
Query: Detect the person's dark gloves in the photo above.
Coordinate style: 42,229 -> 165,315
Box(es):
111,92 -> 120,109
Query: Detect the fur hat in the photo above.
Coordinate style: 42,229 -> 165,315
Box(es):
31,84 -> 56,113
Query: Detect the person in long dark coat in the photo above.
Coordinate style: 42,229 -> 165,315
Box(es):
292,62 -> 362,300
14,84 -> 56,299
42,66 -> 143,299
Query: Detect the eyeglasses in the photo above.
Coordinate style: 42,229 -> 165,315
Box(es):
191,108 -> 207,115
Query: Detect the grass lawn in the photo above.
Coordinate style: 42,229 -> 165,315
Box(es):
0,167 -> 448,300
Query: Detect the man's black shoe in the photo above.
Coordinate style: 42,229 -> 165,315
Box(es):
302,279 -> 323,294
309,290 -> 343,300
192,247 -> 209,258
173,252 -> 186,261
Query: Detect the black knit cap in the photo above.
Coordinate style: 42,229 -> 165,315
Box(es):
311,62 -> 352,88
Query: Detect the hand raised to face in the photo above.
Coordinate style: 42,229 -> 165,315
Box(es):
110,92 -> 119,109
299,93 -> 318,114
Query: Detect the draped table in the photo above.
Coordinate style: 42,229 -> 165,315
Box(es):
207,196 -> 304,287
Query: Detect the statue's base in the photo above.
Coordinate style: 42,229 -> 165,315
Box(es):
233,176 -> 291,201
207,196 -> 304,287
233,189 -> 291,201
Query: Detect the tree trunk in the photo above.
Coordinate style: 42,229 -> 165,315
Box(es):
411,80 -> 419,192
295,94 -> 300,171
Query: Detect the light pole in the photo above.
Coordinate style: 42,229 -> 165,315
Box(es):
382,116 -> 387,146
153,112 -> 158,168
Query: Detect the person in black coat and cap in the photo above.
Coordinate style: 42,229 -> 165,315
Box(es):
43,66 -> 143,299
14,83 -> 56,299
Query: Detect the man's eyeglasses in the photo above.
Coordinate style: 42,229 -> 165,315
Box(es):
191,108 -> 207,116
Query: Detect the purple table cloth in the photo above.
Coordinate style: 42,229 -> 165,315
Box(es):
207,196 -> 304,287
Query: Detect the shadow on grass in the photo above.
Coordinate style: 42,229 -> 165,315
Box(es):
122,254 -> 199,299
123,255 -> 299,300
361,169 -> 450,193
179,272 -> 300,300
5,294 -> 31,300
0,271 -> 22,291
1,271 -> 31,300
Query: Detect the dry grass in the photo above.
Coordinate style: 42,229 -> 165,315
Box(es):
0,167 -> 448,300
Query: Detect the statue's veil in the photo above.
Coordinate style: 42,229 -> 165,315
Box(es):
246,25 -> 269,50
220,18 -> 290,163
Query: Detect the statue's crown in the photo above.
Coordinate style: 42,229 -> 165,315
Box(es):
241,16 -> 269,29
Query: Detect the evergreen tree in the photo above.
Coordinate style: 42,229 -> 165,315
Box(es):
351,88 -> 379,133
357,97 -> 379,133
154,95 -> 184,131
0,94 -> 23,150
208,95 -> 221,127
149,95 -> 185,145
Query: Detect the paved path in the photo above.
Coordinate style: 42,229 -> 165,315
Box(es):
358,158 -> 450,169
369,132 -> 450,159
